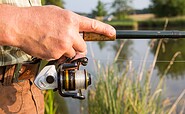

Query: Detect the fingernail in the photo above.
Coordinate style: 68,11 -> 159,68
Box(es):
109,27 -> 116,36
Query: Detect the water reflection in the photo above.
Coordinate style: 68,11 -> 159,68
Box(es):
97,41 -> 106,50
97,40 -> 133,72
112,40 -> 133,71
151,39 -> 185,79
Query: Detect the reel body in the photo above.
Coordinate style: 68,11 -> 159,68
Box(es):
34,57 -> 91,100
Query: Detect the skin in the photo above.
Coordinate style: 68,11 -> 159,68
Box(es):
0,5 -> 116,61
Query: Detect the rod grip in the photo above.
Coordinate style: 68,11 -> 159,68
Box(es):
83,32 -> 116,41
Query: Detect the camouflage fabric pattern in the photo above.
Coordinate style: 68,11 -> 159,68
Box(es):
0,0 -> 41,7
0,0 -> 41,66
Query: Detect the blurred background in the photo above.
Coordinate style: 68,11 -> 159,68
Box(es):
42,0 -> 185,114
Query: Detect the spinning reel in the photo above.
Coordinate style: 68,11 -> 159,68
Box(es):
34,57 -> 91,100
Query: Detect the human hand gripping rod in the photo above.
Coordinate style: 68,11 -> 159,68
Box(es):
34,30 -> 185,100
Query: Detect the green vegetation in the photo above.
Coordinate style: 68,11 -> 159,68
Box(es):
106,20 -> 134,26
105,19 -> 138,30
88,65 -> 166,114
106,16 -> 185,30
44,90 -> 57,114
41,0 -> 64,8
150,0 -> 185,17
111,0 -> 132,20
92,0 -> 107,17
44,90 -> 69,114
138,16 -> 185,29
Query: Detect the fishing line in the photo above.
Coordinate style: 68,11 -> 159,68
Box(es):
86,57 -> 185,63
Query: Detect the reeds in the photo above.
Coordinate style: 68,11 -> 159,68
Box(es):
44,90 -> 58,114
88,63 -> 166,114
88,38 -> 185,114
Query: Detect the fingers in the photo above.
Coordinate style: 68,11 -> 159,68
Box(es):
78,15 -> 116,37
73,52 -> 86,60
72,32 -> 87,54
63,32 -> 87,58
63,46 -> 76,58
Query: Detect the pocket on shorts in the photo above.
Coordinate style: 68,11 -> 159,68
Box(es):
0,83 -> 23,113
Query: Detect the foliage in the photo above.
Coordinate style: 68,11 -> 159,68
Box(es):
150,0 -> 185,17
41,0 -> 64,8
111,0 -> 132,20
92,0 -> 107,17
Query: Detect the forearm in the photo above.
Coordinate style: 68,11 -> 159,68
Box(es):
0,4 -> 21,46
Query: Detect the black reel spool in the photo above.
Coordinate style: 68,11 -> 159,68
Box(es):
57,57 -> 91,100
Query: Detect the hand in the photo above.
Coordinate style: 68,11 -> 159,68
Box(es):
2,5 -> 116,60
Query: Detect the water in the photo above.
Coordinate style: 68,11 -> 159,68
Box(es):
63,39 -> 185,114
86,39 -> 185,97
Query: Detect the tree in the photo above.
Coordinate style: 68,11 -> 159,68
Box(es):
41,0 -> 64,8
111,0 -> 132,20
150,0 -> 185,17
92,0 -> 107,17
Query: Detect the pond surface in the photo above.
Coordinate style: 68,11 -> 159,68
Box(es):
65,38 -> 185,114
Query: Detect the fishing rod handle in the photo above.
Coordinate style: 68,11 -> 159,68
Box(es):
82,32 -> 116,41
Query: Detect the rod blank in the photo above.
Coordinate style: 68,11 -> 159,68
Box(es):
116,30 -> 185,39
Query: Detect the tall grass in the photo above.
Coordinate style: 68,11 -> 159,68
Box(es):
88,64 -> 167,114
88,39 -> 185,114
44,90 -> 58,114
44,90 -> 69,114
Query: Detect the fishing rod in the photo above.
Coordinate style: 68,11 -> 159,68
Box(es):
82,30 -> 185,41
35,30 -> 185,100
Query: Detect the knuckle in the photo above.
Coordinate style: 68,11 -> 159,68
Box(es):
61,41 -> 71,50
91,20 -> 98,31
62,10 -> 77,24
103,26 -> 108,35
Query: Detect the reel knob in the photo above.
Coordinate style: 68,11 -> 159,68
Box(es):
46,75 -> 55,84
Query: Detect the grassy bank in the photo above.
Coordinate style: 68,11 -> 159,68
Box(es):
106,15 -> 185,30
105,19 -> 138,30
